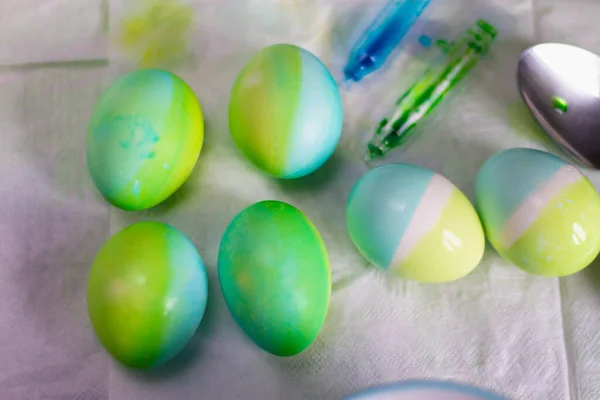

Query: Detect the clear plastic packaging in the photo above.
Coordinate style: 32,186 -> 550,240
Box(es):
366,19 -> 498,160
350,0 -> 517,166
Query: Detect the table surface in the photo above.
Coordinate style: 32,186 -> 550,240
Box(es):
2,0 -> 600,399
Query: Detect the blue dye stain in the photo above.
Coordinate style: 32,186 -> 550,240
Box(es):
95,115 -> 160,162
418,35 -> 433,47
92,115 -> 157,152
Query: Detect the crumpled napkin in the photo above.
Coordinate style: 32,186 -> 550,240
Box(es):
2,0 -> 600,399
0,0 -> 107,66
103,1 -> 600,400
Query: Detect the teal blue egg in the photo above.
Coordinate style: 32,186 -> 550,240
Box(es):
218,201 -> 331,356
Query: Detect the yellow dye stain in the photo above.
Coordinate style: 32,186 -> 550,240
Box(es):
116,0 -> 194,68
506,102 -> 555,148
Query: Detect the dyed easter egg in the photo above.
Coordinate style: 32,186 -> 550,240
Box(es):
346,164 -> 485,283
475,148 -> 600,277
87,222 -> 208,369
344,381 -> 505,400
229,44 -> 343,179
218,200 -> 330,356
87,69 -> 203,211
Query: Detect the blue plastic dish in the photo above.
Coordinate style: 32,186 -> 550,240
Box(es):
344,380 -> 507,400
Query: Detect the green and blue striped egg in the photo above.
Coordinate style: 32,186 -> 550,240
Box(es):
87,222 -> 208,369
87,69 -> 204,211
476,148 -> 600,277
229,44 -> 343,179
219,201 -> 330,357
346,164 -> 485,283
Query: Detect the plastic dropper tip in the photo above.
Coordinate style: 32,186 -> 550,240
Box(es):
341,78 -> 354,91
365,143 -> 384,161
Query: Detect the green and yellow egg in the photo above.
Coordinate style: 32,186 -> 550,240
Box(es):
87,69 -> 203,211
229,44 -> 343,179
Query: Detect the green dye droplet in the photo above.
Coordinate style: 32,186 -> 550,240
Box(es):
436,39 -> 449,50
552,96 -> 568,113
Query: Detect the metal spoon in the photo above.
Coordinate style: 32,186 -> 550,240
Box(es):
517,43 -> 600,169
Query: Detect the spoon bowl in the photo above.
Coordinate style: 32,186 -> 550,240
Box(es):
517,43 -> 600,169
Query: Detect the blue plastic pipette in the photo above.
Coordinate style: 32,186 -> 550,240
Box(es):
343,0 -> 432,84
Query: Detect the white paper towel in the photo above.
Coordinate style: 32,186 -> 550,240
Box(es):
2,0 -> 600,399
0,66 -> 111,399
0,0 -> 107,65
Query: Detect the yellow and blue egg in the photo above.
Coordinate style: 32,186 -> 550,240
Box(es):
476,148 -> 600,277
87,69 -> 203,211
229,44 -> 343,179
346,164 -> 485,283
87,222 -> 208,369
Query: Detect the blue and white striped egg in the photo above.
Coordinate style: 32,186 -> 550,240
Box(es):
346,164 -> 485,283
475,148 -> 600,277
